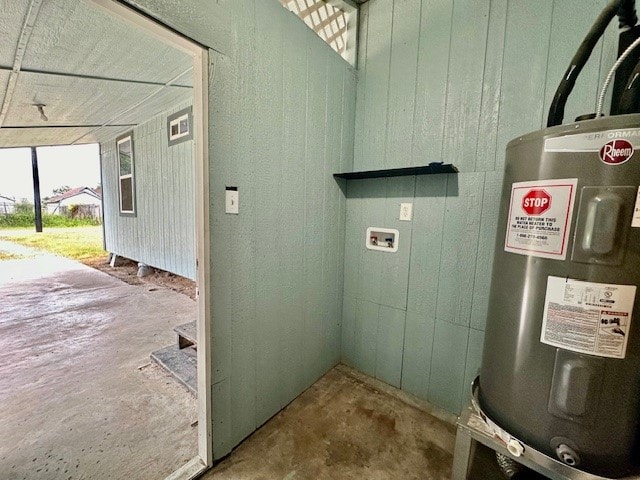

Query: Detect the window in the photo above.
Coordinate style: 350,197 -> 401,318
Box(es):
280,0 -> 357,65
167,107 -> 193,146
117,133 -> 136,215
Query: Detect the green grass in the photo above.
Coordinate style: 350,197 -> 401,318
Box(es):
0,226 -> 105,260
0,213 -> 101,229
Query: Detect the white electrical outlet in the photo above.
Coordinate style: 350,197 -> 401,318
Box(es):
225,188 -> 239,214
400,203 -> 413,221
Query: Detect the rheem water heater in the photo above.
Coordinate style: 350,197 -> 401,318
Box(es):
478,1 -> 640,478
480,115 -> 640,478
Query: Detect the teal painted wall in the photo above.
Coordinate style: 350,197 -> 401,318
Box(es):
208,3 -> 355,458
123,0 -> 356,459
343,0 -> 619,415
101,101 -> 196,280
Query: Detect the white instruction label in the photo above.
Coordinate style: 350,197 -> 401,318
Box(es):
504,179 -> 578,260
633,187 -> 640,228
541,276 -> 637,359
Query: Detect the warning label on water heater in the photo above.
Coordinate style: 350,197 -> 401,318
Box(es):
541,276 -> 637,359
504,178 -> 578,260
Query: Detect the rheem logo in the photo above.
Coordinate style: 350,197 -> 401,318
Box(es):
600,139 -> 634,165
522,189 -> 551,215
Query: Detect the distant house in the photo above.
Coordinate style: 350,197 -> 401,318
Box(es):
0,195 -> 15,214
44,187 -> 102,219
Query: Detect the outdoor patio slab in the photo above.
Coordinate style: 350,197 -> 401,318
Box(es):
0,244 -> 198,480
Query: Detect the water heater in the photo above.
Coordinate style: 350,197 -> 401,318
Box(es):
478,2 -> 640,477
480,115 -> 640,478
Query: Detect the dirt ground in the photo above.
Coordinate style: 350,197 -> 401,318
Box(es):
82,256 -> 196,300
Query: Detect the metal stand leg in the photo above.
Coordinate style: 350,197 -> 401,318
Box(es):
452,426 -> 474,480
455,402 -> 640,480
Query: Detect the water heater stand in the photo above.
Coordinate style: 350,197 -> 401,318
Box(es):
452,382 -> 640,480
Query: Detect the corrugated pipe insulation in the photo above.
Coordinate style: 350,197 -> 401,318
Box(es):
495,453 -> 544,480
496,453 -> 522,478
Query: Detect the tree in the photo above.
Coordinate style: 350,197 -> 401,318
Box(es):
14,200 -> 33,214
52,186 -> 71,196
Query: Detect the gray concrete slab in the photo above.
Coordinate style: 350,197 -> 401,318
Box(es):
204,367 -> 456,480
203,366 -> 507,480
0,245 -> 197,480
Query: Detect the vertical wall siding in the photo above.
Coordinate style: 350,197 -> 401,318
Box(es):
344,0 -> 619,415
215,3 -> 354,457
207,1 -> 356,457
101,102 -> 196,280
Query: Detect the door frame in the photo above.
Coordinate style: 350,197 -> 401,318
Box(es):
87,0 -> 212,475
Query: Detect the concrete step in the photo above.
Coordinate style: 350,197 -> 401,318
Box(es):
151,344 -> 197,395
174,321 -> 197,349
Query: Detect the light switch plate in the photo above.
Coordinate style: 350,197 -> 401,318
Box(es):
400,203 -> 413,221
226,188 -> 239,214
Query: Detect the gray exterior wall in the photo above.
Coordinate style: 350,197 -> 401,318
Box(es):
342,0 -> 619,416
123,0 -> 356,459
101,102 -> 195,280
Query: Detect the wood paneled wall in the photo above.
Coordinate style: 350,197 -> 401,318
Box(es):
207,1 -> 356,457
343,0 -> 618,415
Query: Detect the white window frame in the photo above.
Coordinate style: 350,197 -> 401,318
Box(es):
167,106 -> 193,146
169,113 -> 189,140
117,133 -> 136,216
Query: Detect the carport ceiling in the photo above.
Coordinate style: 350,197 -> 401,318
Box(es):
0,0 -> 193,148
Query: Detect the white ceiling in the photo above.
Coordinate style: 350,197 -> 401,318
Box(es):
0,0 -> 193,148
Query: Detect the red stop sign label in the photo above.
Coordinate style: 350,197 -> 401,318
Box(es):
522,189 -> 551,215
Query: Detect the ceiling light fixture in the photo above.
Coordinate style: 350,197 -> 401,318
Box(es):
33,104 -> 48,122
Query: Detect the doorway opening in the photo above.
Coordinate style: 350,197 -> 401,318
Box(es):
0,0 -> 211,477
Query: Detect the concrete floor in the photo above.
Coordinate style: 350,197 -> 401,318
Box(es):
0,244 -> 198,480
203,366 -> 506,480
208,365 -> 451,479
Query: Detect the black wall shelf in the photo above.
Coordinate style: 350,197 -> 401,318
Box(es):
333,163 -> 458,180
